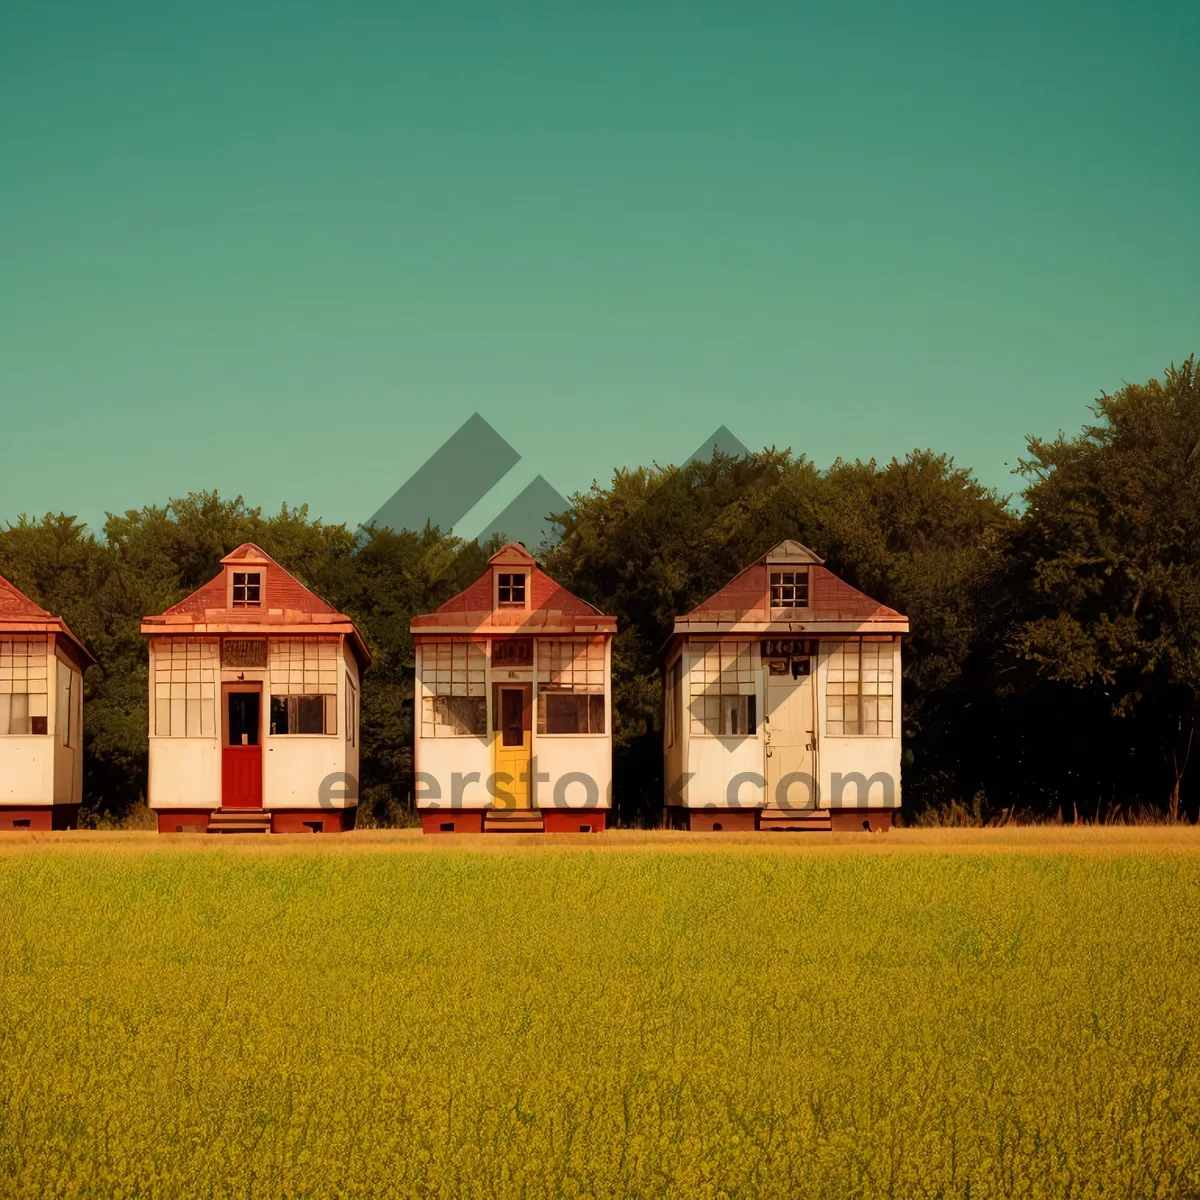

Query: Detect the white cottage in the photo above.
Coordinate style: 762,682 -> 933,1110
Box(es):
141,545 -> 370,833
0,573 -> 92,830
411,543 -> 616,833
663,540 -> 909,831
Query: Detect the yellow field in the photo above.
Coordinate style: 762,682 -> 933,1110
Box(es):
2,830 -> 1199,1197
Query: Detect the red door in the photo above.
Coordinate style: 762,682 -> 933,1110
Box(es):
222,685 -> 263,809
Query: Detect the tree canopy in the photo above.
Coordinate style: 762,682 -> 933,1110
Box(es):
3,356 -> 1199,825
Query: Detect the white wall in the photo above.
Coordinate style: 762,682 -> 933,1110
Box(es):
0,738 -> 54,805
535,735 -> 611,811
149,633 -> 362,811
415,734 -> 493,809
148,738 -> 222,809
814,637 -> 903,809
415,635 -> 614,812
263,734 -> 350,808
677,635 -> 904,810
686,732 -> 766,810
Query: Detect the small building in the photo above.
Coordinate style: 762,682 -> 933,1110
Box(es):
411,543 -> 616,834
663,540 -> 909,832
141,545 -> 370,833
0,573 -> 93,830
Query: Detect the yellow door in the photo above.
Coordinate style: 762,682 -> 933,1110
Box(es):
494,685 -> 532,809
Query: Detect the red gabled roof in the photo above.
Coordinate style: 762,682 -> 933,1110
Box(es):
0,573 -> 95,668
676,539 -> 908,632
142,543 -> 370,665
411,543 -> 615,635
0,574 -> 50,620
161,543 -> 337,617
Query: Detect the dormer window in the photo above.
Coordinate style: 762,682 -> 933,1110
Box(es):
497,572 -> 527,607
232,571 -> 262,608
770,569 -> 808,608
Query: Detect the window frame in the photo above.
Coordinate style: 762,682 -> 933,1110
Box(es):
230,571 -> 263,608
418,640 -> 488,738
152,637 -> 218,739
269,692 -> 338,736
688,639 -> 757,739
769,568 -> 809,610
534,637 -> 607,737
0,636 -> 50,737
664,654 -> 684,749
824,637 -> 895,737
536,688 -> 605,736
496,571 -> 528,608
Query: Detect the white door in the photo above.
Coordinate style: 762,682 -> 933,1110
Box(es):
764,667 -> 817,810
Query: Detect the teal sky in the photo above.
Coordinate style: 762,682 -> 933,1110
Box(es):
3,0 -> 1198,535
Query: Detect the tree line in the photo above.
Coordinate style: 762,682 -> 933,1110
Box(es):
2,357 -> 1197,826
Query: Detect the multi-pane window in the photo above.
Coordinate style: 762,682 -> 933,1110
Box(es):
689,640 -> 756,736
345,674 -> 357,748
497,573 -> 527,606
826,638 -> 894,736
269,638 -> 339,735
231,571 -> 262,607
665,655 -> 683,748
56,660 -> 81,749
0,637 -> 49,735
770,569 -> 809,608
153,638 -> 218,737
536,638 -> 605,734
419,640 -> 487,737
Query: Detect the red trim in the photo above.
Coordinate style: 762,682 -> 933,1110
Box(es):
0,805 -> 80,831
687,810 -> 757,833
270,809 -> 355,833
156,808 -> 357,833
420,811 -> 484,835
542,811 -> 606,834
830,810 -> 894,832
157,810 -> 214,833
666,807 -> 895,832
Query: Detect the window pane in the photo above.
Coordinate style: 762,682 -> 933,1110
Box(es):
296,695 -> 325,734
588,693 -> 605,735
544,692 -> 584,734
436,695 -> 486,737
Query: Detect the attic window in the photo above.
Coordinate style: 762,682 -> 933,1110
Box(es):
770,570 -> 808,608
232,572 -> 262,607
497,573 -> 526,607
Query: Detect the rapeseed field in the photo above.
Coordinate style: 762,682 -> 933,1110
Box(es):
1,838 -> 1199,1198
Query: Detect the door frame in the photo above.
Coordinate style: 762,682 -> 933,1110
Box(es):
221,682 -> 264,808
493,682 -> 533,810
764,667 -> 818,811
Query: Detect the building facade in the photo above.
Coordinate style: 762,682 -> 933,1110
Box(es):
664,540 -> 909,831
411,543 -> 615,833
0,573 -> 92,830
141,545 -> 369,833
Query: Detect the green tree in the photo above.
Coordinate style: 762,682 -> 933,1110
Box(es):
1012,356 -> 1200,818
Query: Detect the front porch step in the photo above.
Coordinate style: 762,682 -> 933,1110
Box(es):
758,809 -> 832,832
206,808 -> 271,834
484,810 -> 545,833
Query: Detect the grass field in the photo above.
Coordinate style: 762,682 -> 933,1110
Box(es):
2,830 -> 1199,1198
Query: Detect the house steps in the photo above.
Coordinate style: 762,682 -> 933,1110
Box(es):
206,808 -> 272,834
758,809 -> 832,832
484,810 -> 545,833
